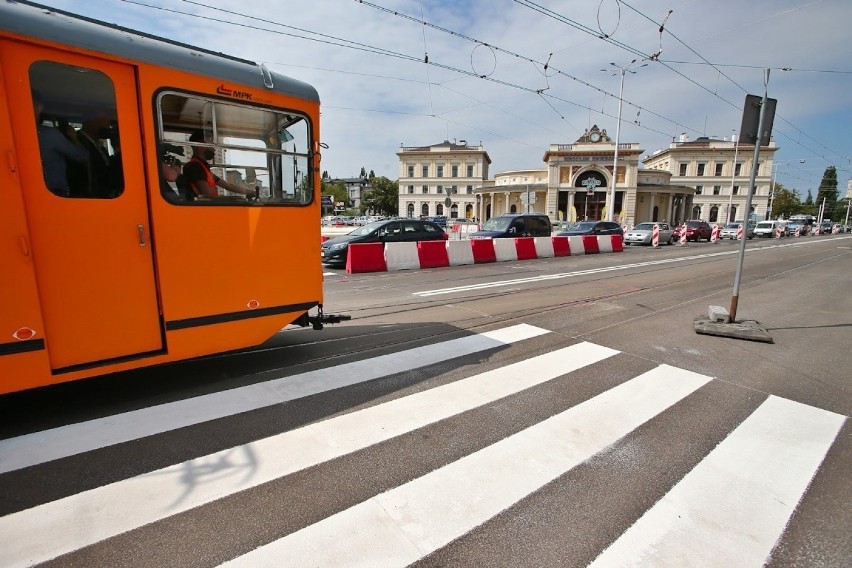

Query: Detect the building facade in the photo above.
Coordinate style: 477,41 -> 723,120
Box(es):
643,134 -> 778,223
473,125 -> 694,228
397,140 -> 491,220
400,126 -> 777,227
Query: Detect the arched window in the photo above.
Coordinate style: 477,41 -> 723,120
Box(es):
709,206 -> 719,222
510,204 -> 517,213
730,206 -> 737,222
653,206 -> 659,222
407,203 -> 415,217
421,203 -> 429,217
692,205 -> 701,219
436,204 -> 444,215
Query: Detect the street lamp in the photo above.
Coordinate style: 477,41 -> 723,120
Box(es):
725,129 -> 739,224
767,160 -> 797,220
607,60 -> 647,222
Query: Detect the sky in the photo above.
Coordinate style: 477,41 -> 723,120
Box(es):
31,0 -> 852,199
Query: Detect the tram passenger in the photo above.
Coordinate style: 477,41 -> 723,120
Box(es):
182,130 -> 252,199
160,153 -> 183,203
31,90 -> 89,197
70,112 -> 123,198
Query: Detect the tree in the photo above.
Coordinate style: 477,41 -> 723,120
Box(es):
770,184 -> 801,219
815,166 -> 839,220
321,179 -> 348,208
361,176 -> 398,216
359,167 -> 367,178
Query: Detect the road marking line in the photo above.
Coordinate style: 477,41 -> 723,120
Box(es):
413,237 -> 849,296
588,395 -> 845,567
0,340 -> 618,568
217,364 -> 712,568
0,324 -> 548,475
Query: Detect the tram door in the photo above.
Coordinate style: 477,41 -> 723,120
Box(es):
2,43 -> 162,370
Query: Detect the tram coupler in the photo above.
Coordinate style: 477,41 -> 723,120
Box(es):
304,304 -> 351,330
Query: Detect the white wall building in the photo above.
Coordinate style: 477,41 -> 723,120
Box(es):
397,140 -> 490,219
643,133 -> 778,223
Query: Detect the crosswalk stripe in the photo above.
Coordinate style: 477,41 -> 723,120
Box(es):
588,395 -> 846,567
0,324 -> 548,475
216,364 -> 713,567
0,340 -> 616,568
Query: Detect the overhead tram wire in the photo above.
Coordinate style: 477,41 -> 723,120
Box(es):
619,0 -> 852,169
116,0 -> 701,140
118,0 -> 422,63
355,0 -> 702,138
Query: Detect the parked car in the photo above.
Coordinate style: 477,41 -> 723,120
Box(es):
321,219 -> 447,266
624,222 -> 674,245
421,215 -> 448,227
720,221 -> 754,239
754,220 -> 786,238
672,220 -> 712,242
556,220 -> 624,237
469,213 -> 552,239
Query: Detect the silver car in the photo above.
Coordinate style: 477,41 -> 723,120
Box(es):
720,222 -> 754,239
624,222 -> 674,246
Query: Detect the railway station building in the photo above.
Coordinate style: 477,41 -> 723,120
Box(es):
398,125 -> 778,227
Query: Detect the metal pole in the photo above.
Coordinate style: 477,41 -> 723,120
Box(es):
845,198 -> 851,228
768,163 -> 779,220
526,184 -> 530,213
609,69 -> 625,222
730,69 -> 770,323
726,131 -> 739,223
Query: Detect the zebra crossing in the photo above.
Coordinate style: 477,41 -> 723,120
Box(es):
0,324 -> 845,567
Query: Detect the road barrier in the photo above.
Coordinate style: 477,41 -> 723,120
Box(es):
711,225 -> 720,243
652,224 -> 660,248
344,235 -> 623,273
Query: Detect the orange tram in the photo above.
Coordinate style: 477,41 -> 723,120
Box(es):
0,1 -> 342,395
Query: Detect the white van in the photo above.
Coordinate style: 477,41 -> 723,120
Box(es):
754,220 -> 786,238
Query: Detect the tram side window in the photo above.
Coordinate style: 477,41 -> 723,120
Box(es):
157,92 -> 313,206
29,61 -> 124,198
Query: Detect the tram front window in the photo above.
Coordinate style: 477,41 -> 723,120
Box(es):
157,92 -> 313,205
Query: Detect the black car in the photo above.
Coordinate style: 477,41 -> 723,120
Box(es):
321,219 -> 447,266
469,213 -> 552,239
557,220 -> 623,237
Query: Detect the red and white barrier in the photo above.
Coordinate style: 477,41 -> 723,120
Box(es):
776,225 -> 783,238
679,224 -> 687,246
345,236 -> 623,273
737,224 -> 744,240
652,224 -> 660,248
795,226 -> 801,237
711,225 -> 720,243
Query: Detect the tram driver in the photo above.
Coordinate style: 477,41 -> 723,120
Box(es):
182,130 -> 252,200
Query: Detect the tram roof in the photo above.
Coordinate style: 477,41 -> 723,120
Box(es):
0,0 -> 320,104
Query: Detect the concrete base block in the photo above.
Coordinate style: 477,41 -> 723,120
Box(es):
708,305 -> 730,323
694,317 -> 774,343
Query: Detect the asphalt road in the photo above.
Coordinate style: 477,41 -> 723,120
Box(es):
1,233 -> 849,567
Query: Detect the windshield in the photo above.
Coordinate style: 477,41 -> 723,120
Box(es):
571,222 -> 597,231
480,217 -> 513,231
634,223 -> 655,230
348,221 -> 386,236
724,223 -> 739,229
756,222 -> 773,228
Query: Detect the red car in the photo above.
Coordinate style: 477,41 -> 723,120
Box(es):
673,220 -> 713,242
